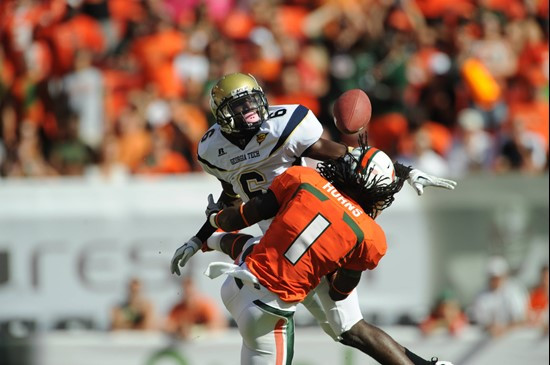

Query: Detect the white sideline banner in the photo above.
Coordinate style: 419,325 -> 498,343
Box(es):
0,173 -> 432,330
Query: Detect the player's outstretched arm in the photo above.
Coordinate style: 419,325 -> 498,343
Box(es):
170,218 -> 221,276
303,138 -> 457,196
171,190 -> 279,275
170,191 -> 228,276
171,236 -> 202,276
209,190 -> 279,232
302,137 -> 349,161
212,233 -> 254,260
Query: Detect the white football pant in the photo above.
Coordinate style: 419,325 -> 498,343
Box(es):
309,276 -> 363,339
220,268 -> 297,365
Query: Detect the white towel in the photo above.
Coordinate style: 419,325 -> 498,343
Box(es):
204,262 -> 260,286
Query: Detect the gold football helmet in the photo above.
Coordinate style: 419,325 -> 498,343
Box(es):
210,73 -> 269,134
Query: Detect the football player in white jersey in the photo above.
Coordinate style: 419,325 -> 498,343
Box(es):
171,73 -> 456,362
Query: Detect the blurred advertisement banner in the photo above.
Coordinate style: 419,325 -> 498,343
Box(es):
0,173 -> 548,332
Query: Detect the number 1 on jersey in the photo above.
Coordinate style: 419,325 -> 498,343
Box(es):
284,214 -> 331,265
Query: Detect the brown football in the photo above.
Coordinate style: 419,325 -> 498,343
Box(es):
333,89 -> 372,134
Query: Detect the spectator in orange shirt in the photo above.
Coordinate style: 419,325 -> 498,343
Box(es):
116,106 -> 152,172
136,129 -> 191,175
165,276 -> 227,339
130,20 -> 186,98
517,18 -> 549,93
170,99 -> 210,170
527,264 -> 549,333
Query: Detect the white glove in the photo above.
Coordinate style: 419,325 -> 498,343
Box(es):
170,236 -> 202,276
407,169 -> 457,196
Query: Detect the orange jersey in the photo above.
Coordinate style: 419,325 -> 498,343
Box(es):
245,166 -> 387,302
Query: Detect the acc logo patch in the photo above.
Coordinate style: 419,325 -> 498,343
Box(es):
256,133 -> 268,145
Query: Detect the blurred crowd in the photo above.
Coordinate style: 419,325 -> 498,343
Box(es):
419,257 -> 548,339
0,0 -> 548,180
110,276 -> 228,339
108,258 -> 548,341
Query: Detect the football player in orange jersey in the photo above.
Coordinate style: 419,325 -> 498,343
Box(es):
172,74 -> 456,364
173,74 -> 456,346
173,139 -> 453,365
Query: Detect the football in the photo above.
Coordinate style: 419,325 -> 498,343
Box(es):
332,89 -> 372,134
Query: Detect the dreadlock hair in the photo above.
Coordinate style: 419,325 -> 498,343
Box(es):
317,134 -> 412,218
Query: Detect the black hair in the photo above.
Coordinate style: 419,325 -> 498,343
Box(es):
317,134 -> 411,218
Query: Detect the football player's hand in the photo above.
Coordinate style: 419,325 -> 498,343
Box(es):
170,237 -> 202,276
205,194 -> 223,219
407,169 -> 457,196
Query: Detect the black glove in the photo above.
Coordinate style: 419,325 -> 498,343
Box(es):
205,194 -> 223,219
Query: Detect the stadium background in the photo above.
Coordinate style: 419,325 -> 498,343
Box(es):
0,0 -> 548,364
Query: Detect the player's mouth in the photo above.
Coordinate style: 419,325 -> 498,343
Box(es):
244,111 -> 260,124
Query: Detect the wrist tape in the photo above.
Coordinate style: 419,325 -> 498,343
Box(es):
206,232 -> 225,252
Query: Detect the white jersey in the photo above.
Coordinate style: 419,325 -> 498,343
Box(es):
198,104 -> 323,229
